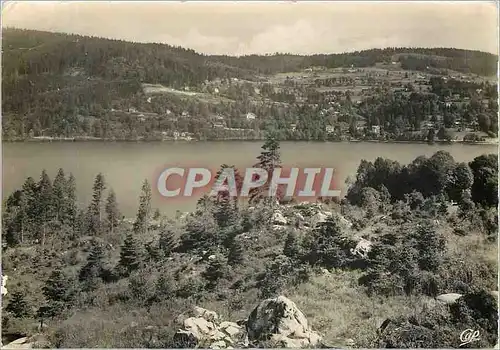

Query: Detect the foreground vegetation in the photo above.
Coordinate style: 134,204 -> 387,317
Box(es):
1,135 -> 498,348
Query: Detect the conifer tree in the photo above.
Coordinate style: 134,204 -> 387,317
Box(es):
202,254 -> 228,289
283,230 -> 301,260
19,177 -> 37,242
37,170 -> 54,244
79,240 -> 105,289
249,132 -> 282,204
227,239 -> 245,266
42,267 -> 76,314
52,168 -> 67,223
6,290 -> 31,318
159,228 -> 177,257
105,189 -> 120,233
133,179 -> 152,235
65,173 -> 78,226
88,173 -> 106,234
119,233 -> 142,275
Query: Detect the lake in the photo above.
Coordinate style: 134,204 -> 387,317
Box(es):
2,141 -> 496,217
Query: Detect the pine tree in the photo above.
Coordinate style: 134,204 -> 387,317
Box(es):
37,170 -> 54,244
42,267 -> 76,315
88,173 -> 106,234
79,240 -> 105,286
19,177 -> 37,242
133,180 -> 152,235
145,239 -> 161,262
119,233 -> 142,275
249,132 -> 282,204
159,228 -> 177,257
202,254 -> 228,289
65,173 -> 78,227
6,290 -> 31,318
283,231 -> 301,260
105,189 -> 120,234
52,168 -> 67,223
227,239 -> 244,266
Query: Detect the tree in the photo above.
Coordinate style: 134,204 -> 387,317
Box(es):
118,233 -> 142,275
227,239 -> 245,266
469,154 -> 498,207
37,170 -> 54,244
42,267 -> 77,316
65,173 -> 78,227
159,228 -> 177,257
79,241 -> 105,290
52,168 -> 67,222
283,231 -> 301,260
202,253 -> 228,290
436,127 -> 451,141
105,189 -> 120,233
6,290 -> 31,318
249,131 -> 282,204
88,173 -> 106,234
426,128 -> 435,143
133,180 -> 152,235
447,163 -> 474,203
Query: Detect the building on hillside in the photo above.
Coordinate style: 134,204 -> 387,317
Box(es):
325,125 -> 335,134
246,112 -> 257,120
371,125 -> 381,135
290,124 -> 297,132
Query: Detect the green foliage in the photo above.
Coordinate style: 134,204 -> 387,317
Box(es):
40,267 -> 77,317
302,216 -> 356,269
6,290 -> 31,318
227,239 -> 245,266
133,180 -> 152,235
105,189 -> 121,233
87,173 -> 106,235
469,154 -> 498,207
118,233 -> 142,276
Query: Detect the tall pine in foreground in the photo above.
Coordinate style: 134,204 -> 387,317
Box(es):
37,170 -> 54,244
133,179 -> 152,235
52,168 -> 67,223
88,173 -> 106,234
105,189 -> 120,233
249,132 -> 282,205
6,290 -> 31,318
65,173 -> 78,227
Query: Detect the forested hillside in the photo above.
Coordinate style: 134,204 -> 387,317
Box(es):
2,28 -> 498,142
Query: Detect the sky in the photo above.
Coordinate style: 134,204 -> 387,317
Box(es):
1,1 -> 498,56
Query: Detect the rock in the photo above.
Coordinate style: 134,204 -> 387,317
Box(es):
295,213 -> 305,221
246,295 -> 322,348
338,215 -> 353,229
208,255 -> 216,261
210,340 -> 227,349
2,337 -> 32,349
219,322 -> 242,337
310,212 -> 328,227
272,225 -> 286,231
350,238 -> 372,258
436,293 -> 463,305
194,306 -> 219,322
320,268 -> 330,276
273,211 -> 288,225
345,338 -> 355,347
490,291 -> 498,300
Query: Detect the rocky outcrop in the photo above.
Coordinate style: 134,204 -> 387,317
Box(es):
349,238 -> 372,258
173,307 -> 246,349
246,296 -> 322,348
436,293 -> 463,305
273,211 -> 288,226
174,297 -> 321,349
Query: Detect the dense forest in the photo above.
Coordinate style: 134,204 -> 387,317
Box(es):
2,28 -> 498,142
1,134 -> 498,348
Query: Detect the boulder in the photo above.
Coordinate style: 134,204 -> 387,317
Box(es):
1,337 -> 32,349
246,295 -> 322,348
273,212 -> 288,225
436,293 -> 463,305
194,306 -> 219,322
310,212 -> 328,227
350,238 -> 372,258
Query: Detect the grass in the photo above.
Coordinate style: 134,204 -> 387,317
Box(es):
287,270 -> 433,348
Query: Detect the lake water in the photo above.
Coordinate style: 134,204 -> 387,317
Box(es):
2,141 -> 496,217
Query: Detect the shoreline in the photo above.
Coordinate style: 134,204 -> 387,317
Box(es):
2,138 -> 498,146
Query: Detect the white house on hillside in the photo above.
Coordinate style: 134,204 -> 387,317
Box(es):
246,113 -> 257,120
